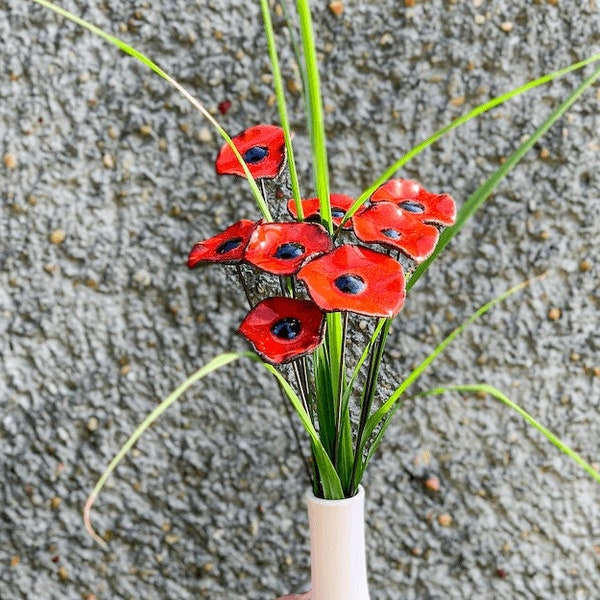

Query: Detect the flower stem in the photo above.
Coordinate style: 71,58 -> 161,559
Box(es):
348,317 -> 392,494
332,311 -> 348,468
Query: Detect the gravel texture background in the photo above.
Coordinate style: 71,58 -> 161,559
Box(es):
1,1 -> 600,599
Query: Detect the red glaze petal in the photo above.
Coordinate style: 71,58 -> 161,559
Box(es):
352,202 -> 440,263
244,222 -> 333,275
239,297 -> 325,364
215,125 -> 286,179
188,219 -> 258,267
297,245 -> 406,317
371,179 -> 456,226
287,194 -> 356,229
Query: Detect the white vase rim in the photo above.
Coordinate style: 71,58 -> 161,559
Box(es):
306,484 -> 364,507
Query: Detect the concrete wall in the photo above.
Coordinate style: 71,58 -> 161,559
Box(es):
2,1 -> 600,598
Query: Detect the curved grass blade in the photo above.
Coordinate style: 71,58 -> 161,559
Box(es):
253,357 -> 344,499
83,352 -> 244,546
407,61 -> 600,293
30,0 -> 273,221
358,277 -> 543,477
421,384 -> 600,485
338,51 -> 600,231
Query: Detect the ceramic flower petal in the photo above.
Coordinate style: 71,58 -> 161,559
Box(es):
244,222 -> 333,275
239,297 -> 325,364
297,245 -> 405,317
370,178 -> 456,226
352,202 -> 440,263
187,219 -> 258,267
287,194 -> 356,229
215,124 -> 286,179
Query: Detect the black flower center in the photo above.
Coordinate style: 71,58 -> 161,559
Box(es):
216,237 -> 243,254
334,274 -> 366,295
244,146 -> 269,164
274,242 -> 305,260
271,317 -> 302,340
399,200 -> 425,214
382,228 -> 401,240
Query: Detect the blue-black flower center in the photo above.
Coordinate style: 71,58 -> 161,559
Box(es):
331,208 -> 346,219
271,317 -> 302,340
399,200 -> 425,214
243,146 -> 269,164
274,242 -> 305,260
216,237 -> 243,254
334,274 -> 366,295
382,228 -> 401,240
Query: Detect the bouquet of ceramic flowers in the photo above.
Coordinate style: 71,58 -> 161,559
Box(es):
187,123 -> 457,499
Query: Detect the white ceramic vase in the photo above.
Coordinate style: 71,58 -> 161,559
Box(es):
306,485 -> 370,600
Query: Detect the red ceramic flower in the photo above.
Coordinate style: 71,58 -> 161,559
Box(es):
370,179 -> 456,226
239,297 -> 326,364
188,219 -> 258,268
287,194 -> 356,229
352,202 -> 440,263
297,245 -> 406,317
215,125 -> 286,179
244,222 -> 333,275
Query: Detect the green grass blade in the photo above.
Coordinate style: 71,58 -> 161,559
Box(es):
359,278 -> 540,473
407,61 -> 600,293
259,0 -> 303,216
339,52 -> 600,228
256,357 -> 344,498
31,0 -> 272,221
296,0 -> 332,232
83,352 -> 244,546
342,318 -> 388,408
421,384 -> 600,485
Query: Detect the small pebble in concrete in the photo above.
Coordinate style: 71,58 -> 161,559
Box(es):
3,152 -> 17,169
438,513 -> 453,527
579,258 -> 592,272
102,153 -> 115,169
329,1 -> 344,17
425,476 -> 441,492
198,127 -> 212,143
133,269 -> 152,287
49,229 -> 66,245
499,21 -> 514,32
548,307 -> 561,321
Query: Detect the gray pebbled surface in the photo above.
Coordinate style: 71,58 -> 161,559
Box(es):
1,1 -> 600,599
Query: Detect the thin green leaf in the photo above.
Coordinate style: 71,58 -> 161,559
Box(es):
256,358 -> 344,498
407,61 -> 600,292
259,0 -> 303,215
31,0 -> 272,220
359,278 -> 541,473
338,51 -> 600,230
83,352 -> 244,546
296,0 -> 332,232
421,384 -> 600,485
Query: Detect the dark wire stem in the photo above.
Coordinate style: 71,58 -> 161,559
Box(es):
260,179 -> 269,207
348,316 -> 392,495
332,311 -> 348,468
280,375 -> 313,486
291,359 -> 311,418
235,265 -> 254,307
